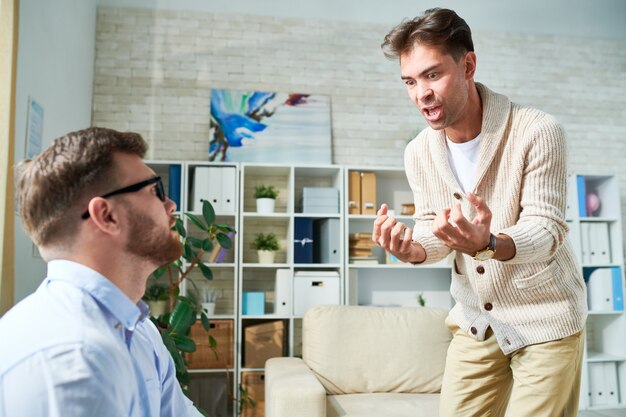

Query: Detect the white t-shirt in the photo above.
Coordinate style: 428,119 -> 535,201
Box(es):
446,134 -> 481,193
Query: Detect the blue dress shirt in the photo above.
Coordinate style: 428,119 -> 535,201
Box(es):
0,260 -> 200,417
132,318 -> 203,417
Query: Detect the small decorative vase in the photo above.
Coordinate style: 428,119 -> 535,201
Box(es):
256,198 -> 275,214
201,302 -> 216,316
258,250 -> 275,264
147,300 -> 169,317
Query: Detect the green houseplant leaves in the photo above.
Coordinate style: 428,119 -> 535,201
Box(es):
147,199 -> 252,414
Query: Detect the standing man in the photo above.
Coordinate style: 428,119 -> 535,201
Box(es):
373,8 -> 587,417
0,127 -> 202,416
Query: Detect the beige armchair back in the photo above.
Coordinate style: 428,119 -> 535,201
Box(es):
303,305 -> 451,395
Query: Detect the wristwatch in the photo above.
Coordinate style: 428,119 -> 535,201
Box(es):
473,233 -> 497,261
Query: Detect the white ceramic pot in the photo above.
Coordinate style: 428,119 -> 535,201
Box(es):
201,302 -> 216,315
257,250 -> 275,264
256,198 -> 275,214
147,300 -> 169,317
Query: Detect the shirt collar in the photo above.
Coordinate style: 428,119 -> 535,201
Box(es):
46,260 -> 148,331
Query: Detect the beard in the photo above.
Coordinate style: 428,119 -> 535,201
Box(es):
124,209 -> 182,267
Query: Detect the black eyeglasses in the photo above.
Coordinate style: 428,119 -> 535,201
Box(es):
81,176 -> 165,219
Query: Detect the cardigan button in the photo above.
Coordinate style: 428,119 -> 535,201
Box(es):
470,326 -> 477,335
476,265 -> 485,274
484,303 -> 493,311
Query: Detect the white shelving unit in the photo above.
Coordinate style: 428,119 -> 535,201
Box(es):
237,163 -> 344,416
145,161 -> 624,416
147,160 -> 240,416
568,174 -> 626,411
344,166 -> 453,310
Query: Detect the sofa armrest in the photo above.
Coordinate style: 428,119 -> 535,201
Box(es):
265,357 -> 326,417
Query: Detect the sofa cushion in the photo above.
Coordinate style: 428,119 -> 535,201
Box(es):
327,393 -> 440,417
303,305 -> 451,395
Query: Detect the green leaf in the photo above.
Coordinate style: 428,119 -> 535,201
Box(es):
174,218 -> 186,238
202,200 -> 216,225
201,238 -> 213,252
169,297 -> 195,335
200,313 -> 211,331
187,236 -> 204,249
162,330 -> 187,375
208,334 -> 218,360
208,334 -> 217,350
215,224 -> 236,233
198,263 -> 213,280
172,334 -> 196,353
182,244 -> 194,262
185,213 -> 206,231
216,232 -> 233,250
153,265 -> 167,279
196,407 -> 210,417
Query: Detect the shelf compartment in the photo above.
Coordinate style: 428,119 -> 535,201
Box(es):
187,269 -> 235,316
187,372 -> 235,417
242,216 -> 289,264
242,165 -> 291,214
348,267 -> 452,309
241,319 -> 289,369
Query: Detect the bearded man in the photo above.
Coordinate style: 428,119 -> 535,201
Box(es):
0,127 -> 202,417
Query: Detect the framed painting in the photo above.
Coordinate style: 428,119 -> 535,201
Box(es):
209,89 -> 332,163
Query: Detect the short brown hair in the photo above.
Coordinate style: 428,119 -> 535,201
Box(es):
381,8 -> 474,61
16,127 -> 147,248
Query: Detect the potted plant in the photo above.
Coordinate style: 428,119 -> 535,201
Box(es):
142,283 -> 170,317
150,200 -> 235,390
254,184 -> 279,214
200,288 -> 220,316
252,232 -> 280,264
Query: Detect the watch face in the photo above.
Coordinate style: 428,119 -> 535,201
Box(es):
474,249 -> 495,261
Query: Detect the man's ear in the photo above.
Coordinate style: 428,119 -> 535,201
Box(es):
86,197 -> 123,236
464,51 -> 477,80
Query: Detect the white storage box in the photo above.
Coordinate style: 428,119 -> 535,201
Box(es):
302,187 -> 339,213
293,271 -> 340,315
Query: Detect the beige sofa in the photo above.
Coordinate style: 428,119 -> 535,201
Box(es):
265,305 -> 452,417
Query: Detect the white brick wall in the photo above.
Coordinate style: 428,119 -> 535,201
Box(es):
93,6 -> 626,241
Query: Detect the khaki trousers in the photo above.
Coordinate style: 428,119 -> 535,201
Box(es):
440,317 -> 585,417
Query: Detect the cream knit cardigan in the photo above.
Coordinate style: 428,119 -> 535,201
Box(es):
405,83 -> 587,354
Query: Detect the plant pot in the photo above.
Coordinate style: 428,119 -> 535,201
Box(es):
146,300 -> 169,317
256,198 -> 275,214
257,250 -> 275,264
201,302 -> 216,316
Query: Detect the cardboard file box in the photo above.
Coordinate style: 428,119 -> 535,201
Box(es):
360,172 -> 377,215
348,171 -> 361,214
293,271 -> 340,315
187,320 -> 233,369
302,187 -> 339,213
243,320 -> 286,368
241,372 -> 265,417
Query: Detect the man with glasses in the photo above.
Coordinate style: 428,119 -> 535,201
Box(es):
0,127 -> 202,416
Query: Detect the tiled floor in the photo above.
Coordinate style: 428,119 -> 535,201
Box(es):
579,409 -> 626,417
